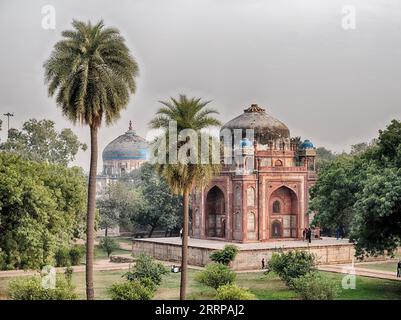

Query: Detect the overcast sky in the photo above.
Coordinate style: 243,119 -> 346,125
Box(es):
0,0 -> 400,171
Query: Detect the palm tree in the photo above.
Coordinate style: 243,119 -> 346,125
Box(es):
150,94 -> 221,299
44,20 -> 138,300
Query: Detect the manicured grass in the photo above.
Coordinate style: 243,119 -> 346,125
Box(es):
1,268 -> 401,300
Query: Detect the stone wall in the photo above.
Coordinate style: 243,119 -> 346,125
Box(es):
133,240 -> 387,270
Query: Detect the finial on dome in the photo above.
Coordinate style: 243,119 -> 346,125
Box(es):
244,104 -> 265,113
129,120 -> 133,131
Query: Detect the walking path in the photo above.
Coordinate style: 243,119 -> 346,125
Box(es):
317,264 -> 401,281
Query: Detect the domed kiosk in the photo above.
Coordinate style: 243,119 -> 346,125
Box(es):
191,104 -> 318,242
102,121 -> 148,176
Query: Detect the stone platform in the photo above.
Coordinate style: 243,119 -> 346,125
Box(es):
132,237 -> 386,270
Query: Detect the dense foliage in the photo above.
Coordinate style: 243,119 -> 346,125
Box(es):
108,280 -> 154,300
292,272 -> 339,300
8,275 -> 77,300
124,253 -> 168,286
310,120 -> 401,257
99,237 -> 119,257
267,251 -> 315,287
0,119 -> 86,166
195,263 -> 236,289
209,245 -> 239,265
215,284 -> 256,300
128,163 -> 183,237
0,153 -> 87,270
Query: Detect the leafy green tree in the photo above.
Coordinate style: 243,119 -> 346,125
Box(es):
0,119 -> 86,165
216,284 -> 256,300
129,163 -> 183,237
124,253 -> 168,286
209,245 -> 239,265
149,95 -> 221,300
267,251 -> 315,288
311,120 -> 401,258
44,20 -> 138,299
315,147 -> 337,170
97,181 -> 141,236
0,153 -> 86,270
309,154 -> 365,235
195,263 -> 236,289
99,237 -> 119,257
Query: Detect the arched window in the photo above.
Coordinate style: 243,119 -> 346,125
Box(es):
235,186 -> 241,206
247,187 -> 255,206
234,212 -> 241,231
273,200 -> 281,214
275,159 -> 283,167
194,209 -> 200,227
247,212 -> 255,232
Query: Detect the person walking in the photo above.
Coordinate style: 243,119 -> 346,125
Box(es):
307,228 -> 312,244
397,260 -> 401,278
261,258 -> 265,269
302,228 -> 307,241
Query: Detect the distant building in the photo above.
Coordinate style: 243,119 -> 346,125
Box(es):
96,121 -> 148,236
192,104 -> 317,242
96,121 -> 148,196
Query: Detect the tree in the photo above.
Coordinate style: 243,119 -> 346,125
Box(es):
0,119 -> 86,166
97,181 -> 141,236
99,237 -> 119,257
315,147 -> 337,171
309,154 -> 364,235
149,94 -> 221,300
129,163 -> 183,237
310,120 -> 401,258
0,153 -> 86,270
44,20 -> 139,299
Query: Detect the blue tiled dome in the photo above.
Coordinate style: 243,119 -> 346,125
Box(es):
240,138 -> 253,148
102,125 -> 149,161
299,139 -> 314,149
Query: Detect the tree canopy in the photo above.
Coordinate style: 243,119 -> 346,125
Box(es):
0,119 -> 86,166
0,152 -> 87,270
310,120 -> 401,258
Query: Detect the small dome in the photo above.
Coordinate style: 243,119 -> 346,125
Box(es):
102,122 -> 148,161
299,139 -> 314,149
221,104 -> 290,143
240,138 -> 253,148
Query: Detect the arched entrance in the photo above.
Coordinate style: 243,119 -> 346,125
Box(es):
205,186 -> 226,238
269,186 -> 298,238
271,220 -> 282,238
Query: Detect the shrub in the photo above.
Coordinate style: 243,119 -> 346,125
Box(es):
210,245 -> 239,265
64,266 -> 74,285
292,272 -> 339,300
108,280 -> 154,300
99,237 -> 119,258
195,263 -> 236,289
54,247 -> 71,267
69,245 -> 84,266
8,276 -> 77,300
267,250 -> 315,287
125,253 -> 168,286
216,284 -> 256,300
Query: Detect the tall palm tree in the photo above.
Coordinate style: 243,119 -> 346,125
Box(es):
150,94 -> 221,299
44,20 -> 138,300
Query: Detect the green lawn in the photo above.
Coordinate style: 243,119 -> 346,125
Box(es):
1,269 -> 401,300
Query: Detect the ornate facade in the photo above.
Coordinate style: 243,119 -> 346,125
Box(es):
192,104 -> 317,242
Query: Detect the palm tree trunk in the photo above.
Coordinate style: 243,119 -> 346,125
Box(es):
180,189 -> 190,300
86,125 -> 98,300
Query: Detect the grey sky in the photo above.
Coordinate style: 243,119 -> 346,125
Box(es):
0,0 -> 400,171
